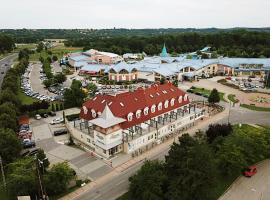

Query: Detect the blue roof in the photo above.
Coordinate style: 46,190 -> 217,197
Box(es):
69,55 -> 89,62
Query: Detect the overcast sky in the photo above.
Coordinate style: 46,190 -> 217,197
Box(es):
1,0 -> 269,29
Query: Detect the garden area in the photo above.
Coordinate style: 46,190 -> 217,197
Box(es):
117,124 -> 270,200
187,86 -> 227,102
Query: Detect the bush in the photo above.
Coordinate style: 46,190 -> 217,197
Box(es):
66,113 -> 80,121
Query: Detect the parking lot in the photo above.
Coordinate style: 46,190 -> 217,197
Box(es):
31,110 -> 113,180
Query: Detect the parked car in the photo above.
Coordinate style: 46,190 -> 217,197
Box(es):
41,113 -> 48,118
243,166 -> 257,177
22,139 -> 36,148
53,128 -> 68,136
50,117 -> 64,125
35,114 -> 41,120
48,111 -> 56,116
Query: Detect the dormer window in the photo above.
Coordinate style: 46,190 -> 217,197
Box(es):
127,113 -> 133,121
91,109 -> 96,118
178,96 -> 183,103
171,98 -> 175,106
164,100 -> 169,108
151,105 -> 156,113
82,106 -> 88,115
144,107 -> 149,115
184,94 -> 188,101
136,110 -> 142,119
158,102 -> 162,111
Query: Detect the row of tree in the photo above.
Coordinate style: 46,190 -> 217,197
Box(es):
65,30 -> 270,58
127,124 -> 270,200
0,34 -> 15,53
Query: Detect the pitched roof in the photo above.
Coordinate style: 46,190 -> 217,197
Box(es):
90,104 -> 126,128
80,83 -> 189,129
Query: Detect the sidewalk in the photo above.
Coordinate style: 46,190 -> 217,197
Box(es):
60,107 -> 229,200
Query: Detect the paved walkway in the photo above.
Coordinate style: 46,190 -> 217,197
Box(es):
219,159 -> 270,200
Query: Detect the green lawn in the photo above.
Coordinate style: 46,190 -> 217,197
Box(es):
240,104 -> 270,112
29,47 -> 83,61
17,89 -> 38,105
190,87 -> 227,102
116,192 -> 131,200
228,94 -> 239,103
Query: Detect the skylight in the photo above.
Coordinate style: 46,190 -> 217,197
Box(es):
109,102 -> 112,106
150,94 -> 154,98
120,102 -> 124,107
101,100 -> 105,103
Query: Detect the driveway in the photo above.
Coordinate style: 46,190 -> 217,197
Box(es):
31,111 -> 113,180
219,159 -> 270,200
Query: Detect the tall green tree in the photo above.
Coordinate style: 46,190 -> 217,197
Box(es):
129,160 -> 167,200
64,80 -> 86,108
0,128 -> 22,165
208,88 -> 220,104
165,134 -> 217,200
44,162 -> 75,195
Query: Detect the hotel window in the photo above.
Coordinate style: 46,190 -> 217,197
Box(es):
136,110 -> 141,119
144,107 -> 149,115
170,98 -> 175,106
87,138 -> 91,143
178,96 -> 182,103
151,105 -> 156,113
127,113 -> 133,121
184,94 -> 188,101
158,102 -> 162,111
164,100 -> 169,108
91,110 -> 96,118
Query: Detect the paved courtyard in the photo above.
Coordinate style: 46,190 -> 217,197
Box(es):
31,111 -> 113,181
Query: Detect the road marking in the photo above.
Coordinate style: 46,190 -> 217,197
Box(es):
116,179 -> 126,186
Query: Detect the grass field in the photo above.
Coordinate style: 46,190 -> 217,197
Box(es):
29,46 -> 83,61
228,94 -> 239,103
190,87 -> 227,102
240,104 -> 270,112
17,89 -> 38,105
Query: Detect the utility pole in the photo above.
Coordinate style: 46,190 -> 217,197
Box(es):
0,156 -> 6,191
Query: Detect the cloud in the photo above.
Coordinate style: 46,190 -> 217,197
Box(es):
0,0 -> 269,28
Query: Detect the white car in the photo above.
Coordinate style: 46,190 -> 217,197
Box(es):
35,114 -> 41,120
50,118 -> 64,125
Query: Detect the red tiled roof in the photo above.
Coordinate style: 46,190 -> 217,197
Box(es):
80,82 -> 189,129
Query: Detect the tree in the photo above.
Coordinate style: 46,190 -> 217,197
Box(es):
43,79 -> 53,88
129,160 -> 167,200
201,53 -> 209,59
56,103 -> 59,111
52,55 -> 58,61
208,88 -> 220,104
0,128 -> 22,164
64,80 -> 86,108
0,113 -> 17,131
160,77 -> 165,85
0,102 -> 17,118
87,82 -> 97,97
36,42 -> 44,53
206,123 -> 233,144
172,79 -> 178,87
51,103 -> 56,112
7,157 -> 37,198
44,162 -> 75,195
165,134 -> 217,200
36,149 -> 50,171
0,89 -> 20,106
54,73 -> 66,84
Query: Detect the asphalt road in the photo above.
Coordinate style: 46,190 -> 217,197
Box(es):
0,53 -> 17,89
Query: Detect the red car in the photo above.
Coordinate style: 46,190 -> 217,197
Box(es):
225,76 -> 232,80
243,166 -> 257,177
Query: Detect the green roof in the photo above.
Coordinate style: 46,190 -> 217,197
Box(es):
160,43 -> 168,57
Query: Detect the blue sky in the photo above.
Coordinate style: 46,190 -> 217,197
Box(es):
1,0 -> 269,28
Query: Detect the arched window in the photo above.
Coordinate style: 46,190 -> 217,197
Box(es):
91,109 -> 96,118
184,94 -> 188,101
127,113 -> 133,121
158,102 -> 162,111
136,110 -> 142,119
144,107 -> 149,115
82,106 -> 88,115
170,98 -> 175,106
151,105 -> 156,113
164,100 -> 169,108
178,96 -> 183,103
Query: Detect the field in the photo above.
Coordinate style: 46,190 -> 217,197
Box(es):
29,46 -> 83,61
228,94 -> 239,103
